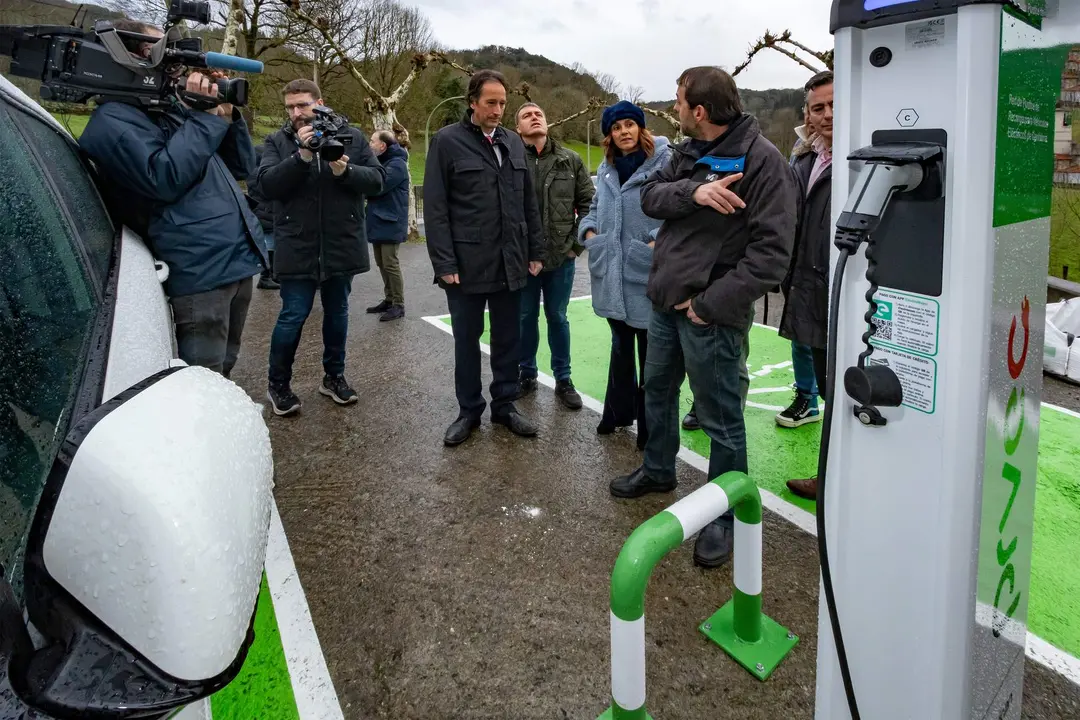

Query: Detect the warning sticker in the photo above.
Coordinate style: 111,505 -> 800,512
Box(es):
867,348 -> 937,414
869,288 -> 940,357
906,18 -> 947,51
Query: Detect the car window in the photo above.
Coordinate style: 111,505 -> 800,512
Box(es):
9,111 -> 115,285
0,103 -> 98,599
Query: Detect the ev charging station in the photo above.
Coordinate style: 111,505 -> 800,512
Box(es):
819,1 -> 1078,719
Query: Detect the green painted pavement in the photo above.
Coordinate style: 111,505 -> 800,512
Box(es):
438,299 -> 1080,658
211,574 -> 300,720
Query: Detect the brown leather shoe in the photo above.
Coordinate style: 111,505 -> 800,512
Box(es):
786,476 -> 818,500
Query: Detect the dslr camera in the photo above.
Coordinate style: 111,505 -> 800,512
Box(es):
304,105 -> 353,162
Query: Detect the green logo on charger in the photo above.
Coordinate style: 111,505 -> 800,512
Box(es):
873,301 -> 893,321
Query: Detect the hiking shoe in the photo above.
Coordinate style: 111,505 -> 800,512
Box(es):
319,374 -> 358,405
367,299 -> 392,314
267,383 -> 301,416
257,272 -> 280,290
775,392 -> 821,428
379,304 -> 405,322
518,375 -> 538,399
555,379 -> 583,410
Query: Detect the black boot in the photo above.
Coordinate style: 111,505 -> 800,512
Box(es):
693,514 -> 735,568
609,466 -> 677,498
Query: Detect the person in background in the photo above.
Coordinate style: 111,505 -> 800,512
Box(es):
424,69 -> 544,446
515,102 -> 594,410
577,101 -> 671,448
775,101 -> 822,429
365,130 -> 410,322
79,19 -> 268,378
249,143 -> 279,290
614,66 -> 796,570
780,70 -> 835,500
257,78 -> 385,416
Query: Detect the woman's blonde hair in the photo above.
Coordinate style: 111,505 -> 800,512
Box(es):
602,125 -> 656,165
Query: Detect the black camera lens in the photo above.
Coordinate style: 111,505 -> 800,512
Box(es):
216,77 -> 248,106
319,141 -> 345,162
168,0 -> 211,25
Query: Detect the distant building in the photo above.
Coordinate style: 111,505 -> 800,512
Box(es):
1054,47 -> 1079,187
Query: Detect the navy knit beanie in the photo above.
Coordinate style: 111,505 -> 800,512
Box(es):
601,100 -> 646,137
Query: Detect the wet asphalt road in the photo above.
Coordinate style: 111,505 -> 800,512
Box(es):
229,243 -> 1080,719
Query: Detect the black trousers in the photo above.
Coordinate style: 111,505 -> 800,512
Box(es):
812,346 -> 827,401
445,286 -> 521,420
601,318 -> 649,447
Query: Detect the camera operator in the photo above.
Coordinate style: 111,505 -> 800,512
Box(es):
78,19 -> 269,379
256,79 -> 385,416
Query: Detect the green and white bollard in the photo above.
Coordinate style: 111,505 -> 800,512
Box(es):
598,472 -> 798,720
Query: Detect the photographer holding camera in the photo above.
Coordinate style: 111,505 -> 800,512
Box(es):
256,79 -> 385,416
78,19 -> 269,379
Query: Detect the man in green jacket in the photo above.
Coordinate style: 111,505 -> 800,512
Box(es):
515,102 -> 595,409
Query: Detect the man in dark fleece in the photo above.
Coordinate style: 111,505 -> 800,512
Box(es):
609,66 -> 797,569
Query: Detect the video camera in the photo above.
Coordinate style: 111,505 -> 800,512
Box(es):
0,0 -> 263,110
305,105 -> 353,162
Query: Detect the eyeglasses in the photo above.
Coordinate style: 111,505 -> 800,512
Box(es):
285,101 -> 314,112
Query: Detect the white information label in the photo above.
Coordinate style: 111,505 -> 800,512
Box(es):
867,347 -> 937,414
869,288 -> 940,357
906,18 -> 947,51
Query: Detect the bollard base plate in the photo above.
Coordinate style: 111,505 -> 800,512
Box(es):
699,601 -> 798,681
597,707 -> 654,719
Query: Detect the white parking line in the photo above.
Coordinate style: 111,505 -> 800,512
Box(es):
420,312 -> 1080,689
265,500 -> 345,720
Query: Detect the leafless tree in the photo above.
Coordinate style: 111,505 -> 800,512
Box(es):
593,71 -> 622,99
624,84 -> 645,104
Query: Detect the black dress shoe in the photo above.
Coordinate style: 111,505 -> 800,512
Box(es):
367,299 -> 392,314
491,409 -> 538,437
693,514 -> 735,568
609,466 -> 677,499
444,416 -> 480,446
682,407 -> 701,431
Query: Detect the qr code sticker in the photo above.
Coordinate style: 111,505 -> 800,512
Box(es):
871,315 -> 893,341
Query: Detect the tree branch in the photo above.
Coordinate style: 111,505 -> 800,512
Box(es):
426,51 -> 532,101
777,30 -> 834,70
386,52 -> 433,104
547,98 -> 604,129
733,29 -> 828,77
642,105 -> 679,129
285,1 -> 383,98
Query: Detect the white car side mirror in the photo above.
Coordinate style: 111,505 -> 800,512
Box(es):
13,366 -> 273,716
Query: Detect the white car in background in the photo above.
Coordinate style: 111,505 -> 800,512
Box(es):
0,73 -> 273,719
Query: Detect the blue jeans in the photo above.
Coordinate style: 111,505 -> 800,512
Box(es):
792,341 -> 819,407
519,259 -> 575,382
643,309 -> 748,493
268,275 -> 352,385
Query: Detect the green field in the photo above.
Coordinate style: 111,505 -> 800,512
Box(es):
439,299 -> 1080,659
1050,186 -> 1080,279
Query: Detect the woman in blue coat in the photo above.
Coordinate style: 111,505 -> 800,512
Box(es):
365,130 -> 410,321
578,101 -> 672,449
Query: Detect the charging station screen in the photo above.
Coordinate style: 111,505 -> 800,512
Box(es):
865,0 -> 920,8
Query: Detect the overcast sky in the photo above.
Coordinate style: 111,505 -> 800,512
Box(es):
413,0 -> 836,100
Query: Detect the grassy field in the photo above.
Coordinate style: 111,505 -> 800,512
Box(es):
1049,186 -> 1080,279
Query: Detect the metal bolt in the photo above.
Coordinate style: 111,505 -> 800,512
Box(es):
756,663 -> 765,672
704,623 -> 712,630
787,632 -> 796,640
